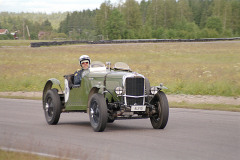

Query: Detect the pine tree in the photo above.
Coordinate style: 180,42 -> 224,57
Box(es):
139,0 -> 150,26
164,0 -> 177,28
199,0 -> 212,29
41,19 -> 53,32
231,0 -> 240,35
147,0 -> 165,30
95,1 -> 112,39
59,13 -> 70,34
176,0 -> 192,22
106,9 -> 125,39
122,0 -> 141,30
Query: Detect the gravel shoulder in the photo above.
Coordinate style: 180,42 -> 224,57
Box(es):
0,91 -> 239,106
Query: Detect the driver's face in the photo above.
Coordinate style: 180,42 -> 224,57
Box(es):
81,62 -> 89,69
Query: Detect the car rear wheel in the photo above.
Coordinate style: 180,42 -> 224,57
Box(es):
150,91 -> 169,129
43,89 -> 61,125
89,93 -> 108,132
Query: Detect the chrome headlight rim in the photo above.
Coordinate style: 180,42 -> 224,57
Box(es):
115,86 -> 123,95
150,86 -> 159,95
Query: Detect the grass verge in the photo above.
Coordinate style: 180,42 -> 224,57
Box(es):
170,102 -> 240,112
0,149 -> 62,160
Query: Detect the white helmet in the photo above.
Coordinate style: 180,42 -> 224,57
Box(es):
79,55 -> 91,66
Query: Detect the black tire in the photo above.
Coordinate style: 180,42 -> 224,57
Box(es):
43,89 -> 61,125
89,93 -> 108,132
150,91 -> 169,129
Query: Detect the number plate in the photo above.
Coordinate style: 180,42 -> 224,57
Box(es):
131,105 -> 146,111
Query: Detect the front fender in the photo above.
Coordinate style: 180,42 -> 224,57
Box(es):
42,78 -> 61,103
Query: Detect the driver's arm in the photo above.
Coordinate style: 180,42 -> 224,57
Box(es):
74,70 -> 81,85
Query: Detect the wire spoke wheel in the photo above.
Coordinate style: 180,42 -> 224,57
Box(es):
150,91 -> 169,129
152,101 -> 163,122
43,89 -> 61,125
89,93 -> 108,132
90,100 -> 100,126
46,97 -> 54,119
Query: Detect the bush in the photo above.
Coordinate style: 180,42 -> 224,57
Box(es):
206,17 -> 223,34
139,26 -> 152,39
30,33 -> 38,40
50,32 -> 67,40
0,34 -> 14,40
176,30 -> 188,39
166,29 -> 177,39
221,29 -> 233,37
199,28 -> 219,38
153,27 -> 165,39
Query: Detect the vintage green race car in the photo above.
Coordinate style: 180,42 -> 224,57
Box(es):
42,61 -> 169,132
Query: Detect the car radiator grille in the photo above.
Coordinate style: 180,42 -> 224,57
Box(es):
125,77 -> 144,105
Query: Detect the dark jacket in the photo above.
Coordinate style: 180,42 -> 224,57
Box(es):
74,69 -> 84,85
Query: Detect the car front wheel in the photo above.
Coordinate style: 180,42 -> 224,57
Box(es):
89,93 -> 108,132
150,91 -> 169,129
43,89 -> 61,125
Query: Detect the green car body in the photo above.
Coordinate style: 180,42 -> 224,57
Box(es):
42,61 -> 169,132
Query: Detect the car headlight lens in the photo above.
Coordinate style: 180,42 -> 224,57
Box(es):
115,87 -> 123,95
150,86 -> 159,95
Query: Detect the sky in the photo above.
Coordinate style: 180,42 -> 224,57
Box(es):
0,0 -> 142,14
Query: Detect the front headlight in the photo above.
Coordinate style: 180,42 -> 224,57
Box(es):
115,87 -> 123,95
150,86 -> 159,95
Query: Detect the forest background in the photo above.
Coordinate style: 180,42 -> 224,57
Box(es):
0,0 -> 240,41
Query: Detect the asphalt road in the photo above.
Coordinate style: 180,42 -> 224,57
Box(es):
0,98 -> 239,160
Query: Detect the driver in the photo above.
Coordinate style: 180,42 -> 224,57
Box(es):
74,55 -> 91,85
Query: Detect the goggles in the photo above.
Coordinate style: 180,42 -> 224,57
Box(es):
81,60 -> 89,64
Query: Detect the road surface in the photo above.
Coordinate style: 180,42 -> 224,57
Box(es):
0,98 -> 239,160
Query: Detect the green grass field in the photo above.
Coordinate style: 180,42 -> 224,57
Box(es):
0,40 -> 240,97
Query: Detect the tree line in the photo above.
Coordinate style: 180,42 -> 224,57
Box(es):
0,12 -> 67,40
1,0 -> 240,40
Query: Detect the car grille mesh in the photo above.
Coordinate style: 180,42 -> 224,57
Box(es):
125,77 -> 144,105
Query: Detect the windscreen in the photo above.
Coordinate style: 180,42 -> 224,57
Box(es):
114,62 -> 130,71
